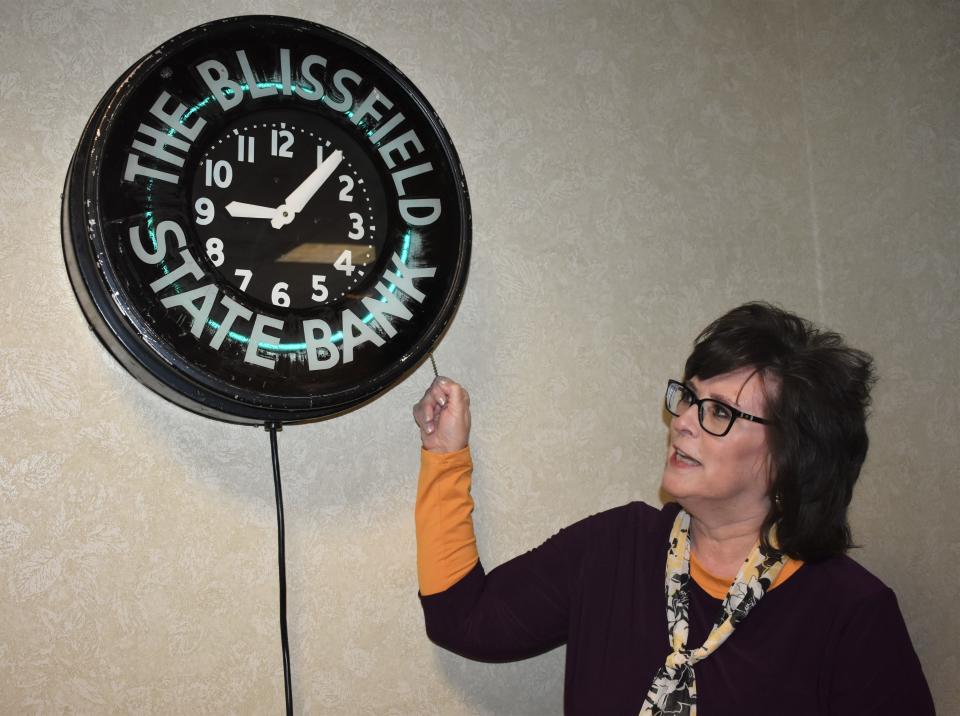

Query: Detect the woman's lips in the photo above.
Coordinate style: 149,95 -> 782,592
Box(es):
672,446 -> 702,467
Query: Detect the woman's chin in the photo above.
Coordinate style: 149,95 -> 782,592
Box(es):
660,465 -> 693,501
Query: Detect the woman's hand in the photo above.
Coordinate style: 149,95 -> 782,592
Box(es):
412,376 -> 471,453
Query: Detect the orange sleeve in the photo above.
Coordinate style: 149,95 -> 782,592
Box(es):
415,446 -> 479,596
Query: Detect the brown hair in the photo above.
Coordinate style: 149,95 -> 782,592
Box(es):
684,302 -> 876,561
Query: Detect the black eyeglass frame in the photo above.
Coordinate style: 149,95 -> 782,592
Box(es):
664,379 -> 771,437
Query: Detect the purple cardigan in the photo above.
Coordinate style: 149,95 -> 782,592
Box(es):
420,501 -> 934,715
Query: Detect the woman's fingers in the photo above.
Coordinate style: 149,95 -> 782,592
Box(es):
412,377 -> 446,434
413,377 -> 470,450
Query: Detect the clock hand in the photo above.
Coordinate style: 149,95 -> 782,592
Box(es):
271,149 -> 343,229
225,201 -> 279,220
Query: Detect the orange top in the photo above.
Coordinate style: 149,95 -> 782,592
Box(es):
690,549 -> 803,600
416,447 -> 802,597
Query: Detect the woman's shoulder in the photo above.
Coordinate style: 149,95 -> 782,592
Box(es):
520,501 -> 681,585
564,499 -> 679,529
787,552 -> 907,623
800,552 -> 894,600
548,500 -> 681,553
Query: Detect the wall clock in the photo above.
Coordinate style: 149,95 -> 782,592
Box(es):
62,15 -> 470,424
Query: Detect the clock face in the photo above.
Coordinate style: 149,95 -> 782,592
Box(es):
62,16 -> 470,424
192,112 -> 387,310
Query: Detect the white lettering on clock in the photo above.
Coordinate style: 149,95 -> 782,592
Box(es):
399,198 -> 441,226
279,48 -> 293,97
361,281 -> 412,338
378,129 -> 424,170
298,54 -> 327,100
117,44 -> 464,371
128,220 -> 186,264
149,91 -> 206,141
341,309 -> 385,364
303,252 -> 436,371
391,162 -> 433,196
196,59 -> 244,111
131,122 -> 188,168
323,68 -> 361,112
236,49 -> 277,100
123,154 -> 180,185
245,314 -> 285,368
127,221 -> 439,372
160,283 -> 218,338
303,319 -> 339,370
148,248 -> 204,293
209,295 -> 252,350
123,90 -> 205,185
186,50 -> 445,224
382,252 -> 436,303
367,112 -> 404,144
351,88 -> 393,128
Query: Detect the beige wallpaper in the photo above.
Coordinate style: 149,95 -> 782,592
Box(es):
2,0 -> 957,713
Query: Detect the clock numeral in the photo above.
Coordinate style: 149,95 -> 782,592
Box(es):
334,249 -> 355,276
271,282 -> 291,307
195,197 -> 215,225
206,238 -> 225,267
338,175 -> 354,202
204,159 -> 233,188
348,212 -> 365,240
271,129 -> 294,158
311,274 -> 329,302
234,268 -> 253,292
237,135 -> 255,163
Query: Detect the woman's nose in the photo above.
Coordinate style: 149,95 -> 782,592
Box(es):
672,402 -> 700,436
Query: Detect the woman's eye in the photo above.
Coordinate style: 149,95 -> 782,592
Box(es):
711,403 -> 732,420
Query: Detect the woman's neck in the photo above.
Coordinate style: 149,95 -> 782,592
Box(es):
688,511 -> 766,579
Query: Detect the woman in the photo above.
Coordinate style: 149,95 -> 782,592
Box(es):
412,302 -> 934,715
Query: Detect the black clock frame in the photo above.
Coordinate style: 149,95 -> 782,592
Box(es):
62,16 -> 471,425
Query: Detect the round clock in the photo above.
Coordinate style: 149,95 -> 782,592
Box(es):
62,16 -> 471,425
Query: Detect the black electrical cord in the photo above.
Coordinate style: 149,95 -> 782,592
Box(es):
266,354 -> 437,714
267,422 -> 293,716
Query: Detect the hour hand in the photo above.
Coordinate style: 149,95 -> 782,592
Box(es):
225,201 -> 278,220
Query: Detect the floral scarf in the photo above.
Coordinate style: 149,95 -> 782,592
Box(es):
639,509 -> 788,716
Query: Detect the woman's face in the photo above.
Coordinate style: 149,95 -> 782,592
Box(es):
660,367 -> 774,521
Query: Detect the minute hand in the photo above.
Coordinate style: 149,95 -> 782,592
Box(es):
285,149 -> 343,214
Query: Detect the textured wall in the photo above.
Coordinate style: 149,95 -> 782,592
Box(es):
1,0 -> 957,713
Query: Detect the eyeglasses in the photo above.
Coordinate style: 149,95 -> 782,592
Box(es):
664,379 -> 770,437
